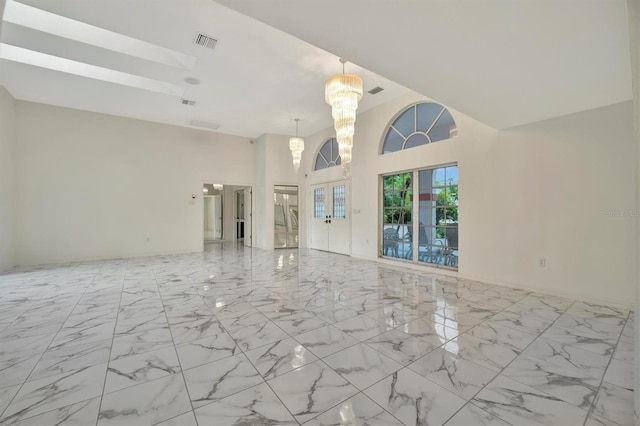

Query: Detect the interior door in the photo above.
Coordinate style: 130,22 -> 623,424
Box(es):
328,182 -> 350,255
310,185 -> 329,251
274,185 -> 299,248
235,190 -> 245,240
213,194 -> 223,240
244,188 -> 252,247
310,180 -> 350,255
203,197 -> 215,241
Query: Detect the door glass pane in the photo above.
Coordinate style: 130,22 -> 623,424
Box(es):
382,165 -> 458,269
314,188 -> 325,218
274,205 -> 286,231
433,168 -> 446,186
381,172 -> 413,260
274,185 -> 299,248
417,165 -> 458,268
333,185 -> 346,219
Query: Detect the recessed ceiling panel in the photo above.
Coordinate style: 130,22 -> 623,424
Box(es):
4,0 -> 196,69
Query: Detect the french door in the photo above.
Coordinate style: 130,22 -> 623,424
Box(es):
310,180 -> 350,255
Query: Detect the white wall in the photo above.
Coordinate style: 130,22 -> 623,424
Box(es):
13,101 -> 256,265
301,92 -> 637,307
465,101 -> 635,307
254,134 -> 299,250
0,86 -> 15,272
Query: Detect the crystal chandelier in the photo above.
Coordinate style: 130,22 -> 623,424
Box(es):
289,118 -> 304,173
325,58 -> 363,174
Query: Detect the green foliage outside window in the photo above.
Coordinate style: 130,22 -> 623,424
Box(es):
383,173 -> 412,224
435,178 -> 458,237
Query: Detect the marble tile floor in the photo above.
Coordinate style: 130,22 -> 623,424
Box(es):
0,243 -> 634,425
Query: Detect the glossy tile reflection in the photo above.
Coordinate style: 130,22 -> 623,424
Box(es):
0,242 -> 634,425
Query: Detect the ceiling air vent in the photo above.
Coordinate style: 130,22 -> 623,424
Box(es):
368,86 -> 384,95
181,99 -> 196,106
190,120 -> 220,130
194,33 -> 218,49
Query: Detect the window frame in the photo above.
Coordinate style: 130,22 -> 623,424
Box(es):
380,102 -> 458,155
380,163 -> 459,270
314,138 -> 342,171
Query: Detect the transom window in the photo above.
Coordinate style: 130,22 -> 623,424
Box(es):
382,102 -> 457,154
314,138 -> 342,170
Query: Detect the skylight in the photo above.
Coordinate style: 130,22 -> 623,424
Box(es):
3,0 -> 196,70
0,43 -> 185,96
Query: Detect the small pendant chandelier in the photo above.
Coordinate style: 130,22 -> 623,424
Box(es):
289,118 -> 304,173
325,58 -> 363,175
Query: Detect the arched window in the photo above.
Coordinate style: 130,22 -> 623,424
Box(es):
314,138 -> 342,170
382,102 -> 457,154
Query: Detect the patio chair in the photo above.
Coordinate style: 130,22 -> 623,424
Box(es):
444,225 -> 459,266
404,225 -> 431,261
383,228 -> 399,257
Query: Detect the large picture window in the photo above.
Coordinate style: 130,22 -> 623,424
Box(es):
381,165 -> 458,269
382,172 -> 413,260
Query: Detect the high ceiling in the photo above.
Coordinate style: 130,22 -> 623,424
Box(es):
0,0 -> 408,138
216,0 -> 633,129
0,1 -> 633,136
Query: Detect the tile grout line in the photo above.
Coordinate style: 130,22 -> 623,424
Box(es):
202,253 -> 302,424
390,291 -> 568,426
393,292 -> 537,425
95,258 -> 129,426
581,309 -> 632,426
0,261 -> 103,423
442,298 -> 579,426
154,254 -> 201,425
1,247 -> 632,425
266,273 -> 519,423
312,289 -> 530,424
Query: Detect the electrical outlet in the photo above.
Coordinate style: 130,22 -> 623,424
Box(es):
538,257 -> 546,267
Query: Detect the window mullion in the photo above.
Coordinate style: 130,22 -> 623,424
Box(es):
412,170 -> 419,263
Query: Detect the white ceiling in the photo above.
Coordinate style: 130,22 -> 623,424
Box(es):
0,0 -> 409,138
215,0 -> 633,129
1,1 -> 633,136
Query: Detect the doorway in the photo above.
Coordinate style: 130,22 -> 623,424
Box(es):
235,189 -> 248,243
310,180 -> 351,255
274,185 -> 299,248
203,183 -> 223,242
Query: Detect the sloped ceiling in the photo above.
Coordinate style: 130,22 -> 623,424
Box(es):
215,0 -> 633,129
0,0 -> 408,137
